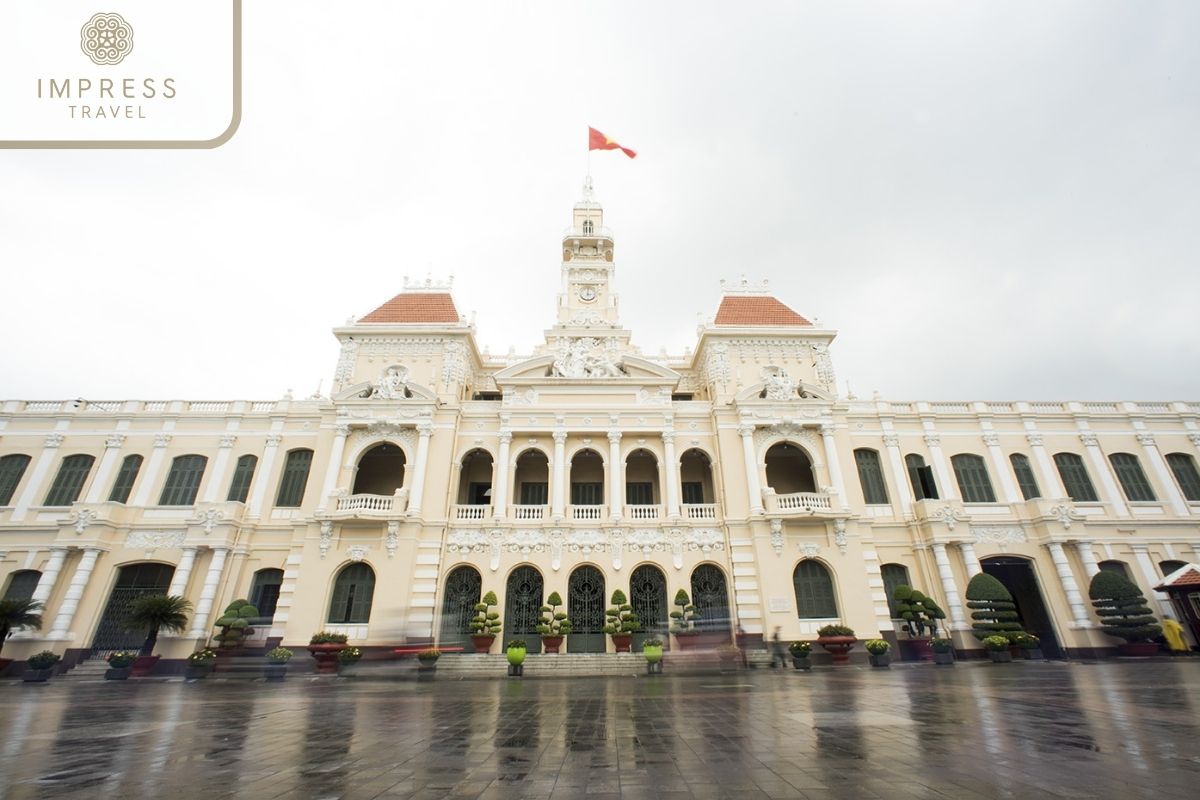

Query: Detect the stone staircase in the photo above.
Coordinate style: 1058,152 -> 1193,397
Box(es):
58,656 -> 112,682
433,653 -> 648,678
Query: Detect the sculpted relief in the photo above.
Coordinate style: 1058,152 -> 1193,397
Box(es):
550,337 -> 627,379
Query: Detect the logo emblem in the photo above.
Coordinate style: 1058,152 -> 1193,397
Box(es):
80,12 -> 133,65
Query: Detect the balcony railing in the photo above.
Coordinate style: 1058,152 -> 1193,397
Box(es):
452,504 -> 491,522
569,504 -> 606,521
765,491 -> 834,515
682,503 -> 717,520
511,504 -> 547,521
625,504 -> 661,521
329,490 -> 408,519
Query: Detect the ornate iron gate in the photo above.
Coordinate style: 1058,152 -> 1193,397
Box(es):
91,562 -> 175,652
568,565 -> 605,653
440,566 -> 482,649
691,564 -> 731,633
503,566 -> 544,639
630,564 -> 668,648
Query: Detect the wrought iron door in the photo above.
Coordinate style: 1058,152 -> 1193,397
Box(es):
503,566 -> 544,639
691,564 -> 731,633
91,562 -> 175,652
568,565 -> 605,653
440,566 -> 482,648
630,564 -> 668,649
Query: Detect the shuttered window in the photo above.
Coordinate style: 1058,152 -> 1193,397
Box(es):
1010,454 -> 1041,500
0,454 -> 31,506
275,449 -> 313,508
571,482 -> 603,505
519,482 -> 548,505
681,482 -> 705,504
1109,453 -> 1156,502
1054,453 -> 1099,502
159,455 -> 207,506
107,454 -> 143,503
904,454 -> 938,501
327,563 -> 375,624
952,454 -> 996,503
793,560 -> 837,618
226,455 -> 257,503
881,563 -> 910,618
1166,453 -> 1200,502
626,482 -> 654,505
854,449 -> 889,505
44,454 -> 95,507
2,569 -> 41,601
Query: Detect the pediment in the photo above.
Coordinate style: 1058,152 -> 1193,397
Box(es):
494,354 -> 679,384
333,379 -> 438,403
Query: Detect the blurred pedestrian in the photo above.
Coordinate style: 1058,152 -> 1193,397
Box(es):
770,626 -> 787,668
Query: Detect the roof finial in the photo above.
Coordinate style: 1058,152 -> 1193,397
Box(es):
581,175 -> 595,202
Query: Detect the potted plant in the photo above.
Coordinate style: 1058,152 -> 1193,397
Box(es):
604,589 -> 640,653
1013,632 -> 1043,660
669,589 -> 701,649
337,646 -> 363,676
893,584 -> 946,661
0,598 -> 44,675
264,646 -> 293,681
212,599 -> 259,650
185,648 -> 217,679
788,641 -> 813,671
1088,571 -> 1162,657
865,639 -> 891,667
307,631 -> 349,674
537,591 -> 571,653
983,635 -> 1012,663
816,624 -> 857,665
643,637 -> 664,674
416,647 -> 440,680
23,650 -> 60,682
126,594 -> 192,677
505,639 -> 527,677
965,573 -> 1022,654
469,590 -> 502,653
930,637 -> 955,666
105,650 -> 136,680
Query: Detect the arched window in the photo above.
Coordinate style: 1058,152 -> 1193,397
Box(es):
880,563 -> 910,618
504,565 -> 544,638
513,449 -> 549,506
107,454 -> 143,503
569,449 -> 605,506
0,454 -> 32,506
2,569 -> 41,601
1160,560 -> 1187,578
353,443 -> 406,495
624,449 -> 660,506
630,564 -> 669,637
1053,453 -> 1099,502
1166,453 -> 1200,502
582,219 -> 594,235
853,448 -> 889,505
1109,453 -> 1156,502
457,449 -> 494,505
159,455 -> 207,506
793,560 -> 837,619
951,454 -> 996,503
249,568 -> 284,619
1009,454 -> 1041,500
276,449 -> 313,507
44,454 -> 96,507
905,454 -> 938,501
227,455 -> 257,503
1098,560 -> 1130,579
327,563 -> 375,624
765,442 -> 817,494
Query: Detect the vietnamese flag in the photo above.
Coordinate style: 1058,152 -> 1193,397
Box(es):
588,127 -> 637,159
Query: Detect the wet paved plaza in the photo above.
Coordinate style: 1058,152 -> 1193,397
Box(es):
1,661 -> 1198,800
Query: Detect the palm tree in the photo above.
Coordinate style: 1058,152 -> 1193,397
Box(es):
126,595 -> 192,656
0,598 -> 44,659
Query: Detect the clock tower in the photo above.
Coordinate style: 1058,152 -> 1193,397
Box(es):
555,176 -> 623,331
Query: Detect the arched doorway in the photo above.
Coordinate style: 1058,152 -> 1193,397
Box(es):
793,560 -> 838,619
503,566 -> 544,640
981,556 -> 1063,658
568,565 -> 606,653
352,443 -> 406,495
457,449 -> 494,507
91,562 -> 175,651
249,568 -> 283,621
512,449 -> 549,511
624,449 -> 660,510
440,565 -> 482,649
630,564 -> 668,650
691,564 -> 731,635
569,449 -> 605,513
764,442 -> 817,494
327,563 -> 376,624
679,449 -> 715,512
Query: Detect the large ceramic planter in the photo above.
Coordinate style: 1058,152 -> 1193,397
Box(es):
817,636 -> 857,665
611,633 -> 633,653
264,663 -> 288,681
988,650 -> 1012,663
105,666 -> 133,680
131,655 -> 160,677
307,643 -> 346,674
899,638 -> 933,663
472,635 -> 496,654
417,658 -> 438,679
932,650 -> 955,666
868,653 -> 891,668
185,664 -> 214,680
541,636 -> 563,654
790,655 -> 812,671
1118,642 -> 1160,657
23,668 -> 53,683
673,633 -> 701,651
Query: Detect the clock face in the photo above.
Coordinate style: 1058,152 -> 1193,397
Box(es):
579,285 -> 597,302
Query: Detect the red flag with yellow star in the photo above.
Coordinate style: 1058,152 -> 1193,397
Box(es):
588,127 -> 637,159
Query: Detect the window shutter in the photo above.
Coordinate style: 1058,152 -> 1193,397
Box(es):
1010,454 -> 1041,500
275,450 -> 313,508
227,455 -> 257,503
1166,453 -> 1200,501
1109,453 -> 1156,502
44,454 -> 95,507
107,455 -> 143,503
0,454 -> 32,506
1054,453 -> 1099,502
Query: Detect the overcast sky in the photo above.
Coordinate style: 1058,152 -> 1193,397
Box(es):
2,1 -> 1198,403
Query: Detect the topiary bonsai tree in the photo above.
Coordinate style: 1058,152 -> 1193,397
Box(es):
537,591 -> 572,638
213,599 -> 259,649
604,589 -> 641,636
126,595 -> 192,656
1088,571 -> 1161,643
893,585 -> 947,638
965,573 -> 1022,644
0,598 -> 43,659
470,590 -> 502,638
669,589 -> 699,633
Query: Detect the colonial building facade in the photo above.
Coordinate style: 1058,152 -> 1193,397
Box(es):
2,181 -> 1199,668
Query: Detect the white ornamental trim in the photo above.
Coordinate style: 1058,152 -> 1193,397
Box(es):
971,526 -> 1027,545
127,529 -> 186,554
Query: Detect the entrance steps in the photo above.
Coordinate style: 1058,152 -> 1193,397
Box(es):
59,657 -> 112,682
435,653 -> 647,677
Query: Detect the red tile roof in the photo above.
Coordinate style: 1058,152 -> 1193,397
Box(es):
1156,564 -> 1200,590
359,292 -> 460,324
714,295 -> 812,326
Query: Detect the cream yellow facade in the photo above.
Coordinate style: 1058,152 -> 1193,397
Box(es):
2,183 -> 1199,667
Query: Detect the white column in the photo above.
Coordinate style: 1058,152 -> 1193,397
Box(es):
167,546 -> 198,598
316,425 -> 349,512
982,432 -> 1021,504
958,541 -> 982,577
1136,433 -> 1188,516
1047,541 -> 1092,627
663,431 -> 680,519
30,546 -> 69,605
1131,544 -> 1175,619
1074,540 -> 1100,579
607,431 -> 622,522
923,430 -> 957,501
48,547 -> 102,639
821,424 -> 848,510
1079,431 -> 1129,517
246,434 -> 283,517
406,423 -> 433,518
493,430 -> 512,520
83,434 -> 126,503
131,433 -> 174,508
881,433 -> 911,516
1025,431 -> 1067,498
551,430 -> 567,520
201,434 -> 238,503
187,547 -> 230,637
931,542 -> 967,629
739,424 -> 763,515
11,432 -> 65,521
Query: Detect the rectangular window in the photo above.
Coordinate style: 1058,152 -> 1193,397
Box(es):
905,454 -> 938,501
159,455 -> 208,506
44,454 -> 96,507
952,454 -> 997,503
1110,453 -> 1156,502
0,454 -> 32,506
1054,453 -> 1099,502
854,449 -> 889,505
1166,453 -> 1200,502
519,482 -> 548,505
626,482 -> 654,505
1010,454 -> 1041,500
468,482 -> 491,504
681,482 -> 705,505
275,449 -> 313,508
107,454 -> 143,503
226,455 -> 257,503
570,482 -> 603,505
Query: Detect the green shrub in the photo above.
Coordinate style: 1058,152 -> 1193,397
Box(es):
788,641 -> 812,656
537,590 -> 572,636
930,637 -> 953,653
642,637 -> 663,648
187,649 -> 217,665
106,651 -> 136,668
1013,632 -> 1040,650
505,639 -> 527,650
470,591 -> 502,637
604,589 -> 640,635
265,647 -> 293,663
670,590 -> 699,633
981,635 -> 1010,652
1088,571 -> 1161,643
965,574 -> 1023,643
338,646 -> 362,664
865,639 -> 890,655
816,624 -> 855,638
310,631 -> 349,645
26,651 -> 60,670
213,599 -> 259,649
893,584 -> 947,638
417,648 -> 440,661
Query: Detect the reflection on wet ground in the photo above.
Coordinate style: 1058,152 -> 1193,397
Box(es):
1,661 -> 1198,799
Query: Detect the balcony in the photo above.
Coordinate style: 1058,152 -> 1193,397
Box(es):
569,504 -> 606,521
327,490 -> 408,520
511,505 -> 548,521
624,504 -> 662,521
764,490 -> 835,516
682,503 -> 718,521
452,504 -> 492,522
